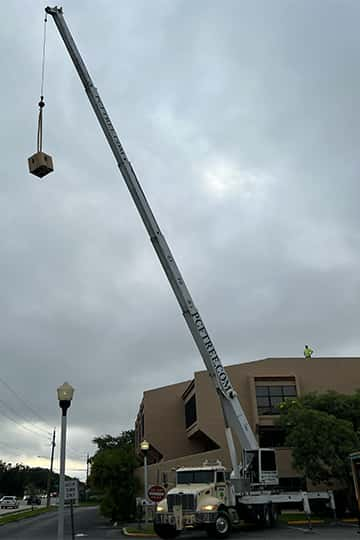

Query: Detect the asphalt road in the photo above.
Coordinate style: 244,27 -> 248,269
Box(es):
0,505 -> 119,539
185,523 -> 359,539
0,508 -> 358,540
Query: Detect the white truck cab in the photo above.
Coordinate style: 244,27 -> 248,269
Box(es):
154,461 -> 237,539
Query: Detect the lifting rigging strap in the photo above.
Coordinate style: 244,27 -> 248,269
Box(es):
37,13 -> 47,153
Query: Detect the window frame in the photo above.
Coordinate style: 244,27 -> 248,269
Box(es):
255,384 -> 297,415
184,394 -> 197,428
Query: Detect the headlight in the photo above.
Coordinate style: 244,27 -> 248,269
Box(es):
200,504 -> 218,511
156,505 -> 166,512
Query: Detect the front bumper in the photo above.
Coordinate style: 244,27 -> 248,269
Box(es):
155,511 -> 218,527
196,512 -> 218,523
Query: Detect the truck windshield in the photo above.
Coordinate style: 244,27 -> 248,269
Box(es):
177,470 -> 214,484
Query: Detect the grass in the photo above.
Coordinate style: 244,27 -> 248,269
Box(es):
279,512 -> 339,524
280,512 -> 314,522
0,506 -> 56,526
125,525 -> 156,535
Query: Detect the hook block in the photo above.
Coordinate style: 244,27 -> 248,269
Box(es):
28,151 -> 54,178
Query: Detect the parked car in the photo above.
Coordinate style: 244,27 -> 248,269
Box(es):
27,495 -> 41,506
0,496 -> 19,509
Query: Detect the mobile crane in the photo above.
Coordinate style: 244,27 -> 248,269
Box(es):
45,7 -> 335,538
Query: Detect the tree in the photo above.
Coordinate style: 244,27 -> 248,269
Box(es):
89,430 -> 139,522
93,431 -> 135,451
300,390 -> 360,433
278,393 -> 360,486
0,461 -> 67,498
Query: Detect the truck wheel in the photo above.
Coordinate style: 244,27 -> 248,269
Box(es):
207,511 -> 232,539
154,523 -> 178,539
262,505 -> 272,528
270,506 -> 279,527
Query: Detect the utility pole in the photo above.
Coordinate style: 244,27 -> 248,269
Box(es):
85,453 -> 90,501
85,453 -> 88,485
46,429 -> 56,508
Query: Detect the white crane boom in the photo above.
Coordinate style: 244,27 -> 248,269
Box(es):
45,6 -> 259,467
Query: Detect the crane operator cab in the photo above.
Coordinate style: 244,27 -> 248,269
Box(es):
243,449 -> 279,488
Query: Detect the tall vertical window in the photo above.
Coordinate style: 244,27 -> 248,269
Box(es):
185,394 -> 197,428
256,383 -> 297,415
141,412 -> 144,437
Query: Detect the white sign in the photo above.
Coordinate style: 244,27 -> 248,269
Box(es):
64,480 -> 79,503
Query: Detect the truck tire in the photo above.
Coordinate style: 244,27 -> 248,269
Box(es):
262,505 -> 272,528
260,504 -> 278,528
207,511 -> 232,539
270,506 -> 279,527
154,523 -> 178,539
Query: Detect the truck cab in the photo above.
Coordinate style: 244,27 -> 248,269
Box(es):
154,461 -> 236,539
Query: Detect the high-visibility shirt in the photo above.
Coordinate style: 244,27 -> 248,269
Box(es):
304,347 -> 313,358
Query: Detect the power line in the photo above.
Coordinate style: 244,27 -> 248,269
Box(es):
0,405 -> 51,441
0,376 -> 52,433
0,396 -> 51,438
0,378 -> 90,462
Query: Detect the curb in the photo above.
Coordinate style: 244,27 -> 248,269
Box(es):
0,509 -> 28,517
287,518 -> 358,526
122,527 -> 157,537
287,520 -> 324,525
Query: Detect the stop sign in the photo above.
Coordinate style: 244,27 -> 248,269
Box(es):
148,485 -> 166,503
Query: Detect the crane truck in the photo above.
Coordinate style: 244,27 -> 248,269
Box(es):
45,7 -> 336,538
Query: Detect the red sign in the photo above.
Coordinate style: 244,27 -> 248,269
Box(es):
148,485 -> 166,503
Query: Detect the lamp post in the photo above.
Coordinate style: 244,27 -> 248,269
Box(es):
140,440 -> 150,523
57,382 -> 74,540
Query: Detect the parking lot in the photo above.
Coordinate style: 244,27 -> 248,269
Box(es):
0,498 -> 45,516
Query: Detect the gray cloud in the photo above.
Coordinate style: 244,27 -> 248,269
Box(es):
1,0 -> 360,477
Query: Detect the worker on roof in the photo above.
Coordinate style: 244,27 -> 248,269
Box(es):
304,344 -> 314,359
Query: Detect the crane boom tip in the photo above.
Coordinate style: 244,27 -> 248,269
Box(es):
45,6 -> 63,15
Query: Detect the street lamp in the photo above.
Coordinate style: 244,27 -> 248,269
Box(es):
57,382 -> 74,540
140,440 -> 150,523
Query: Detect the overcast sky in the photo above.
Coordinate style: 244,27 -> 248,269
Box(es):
1,0 -> 360,480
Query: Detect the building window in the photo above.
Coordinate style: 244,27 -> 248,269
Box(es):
216,471 -> 225,483
256,384 -> 297,415
258,426 -> 286,447
185,394 -> 197,428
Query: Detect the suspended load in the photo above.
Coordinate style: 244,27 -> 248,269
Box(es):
28,97 -> 54,178
28,14 -> 54,179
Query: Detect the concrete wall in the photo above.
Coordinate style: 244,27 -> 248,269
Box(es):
135,357 -> 360,487
140,379 -> 204,461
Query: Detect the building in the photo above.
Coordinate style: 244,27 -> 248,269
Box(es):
135,357 -> 360,490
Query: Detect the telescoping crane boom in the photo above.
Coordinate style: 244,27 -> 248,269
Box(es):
44,10 -> 337,537
45,6 -> 272,481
